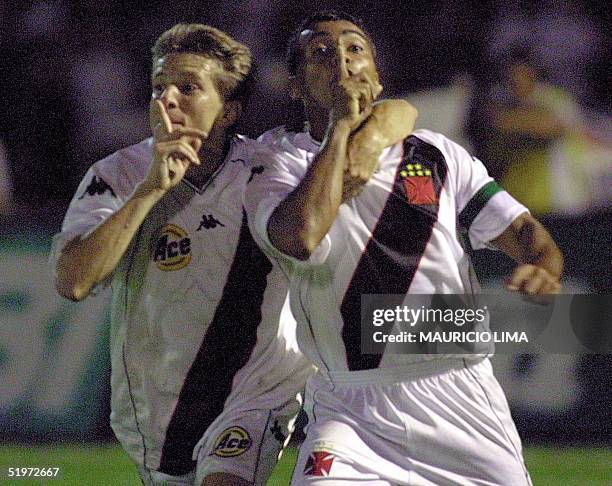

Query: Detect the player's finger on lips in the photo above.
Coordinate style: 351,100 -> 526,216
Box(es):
173,127 -> 209,140
152,100 -> 173,137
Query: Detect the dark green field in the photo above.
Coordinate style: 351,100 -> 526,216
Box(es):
0,444 -> 610,485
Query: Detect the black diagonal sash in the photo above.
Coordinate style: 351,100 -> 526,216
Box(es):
340,136 -> 448,370
159,211 -> 272,474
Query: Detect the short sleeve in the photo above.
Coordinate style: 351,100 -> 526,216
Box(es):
453,155 -> 528,249
243,144 -> 331,267
412,130 -> 529,250
49,166 -> 127,285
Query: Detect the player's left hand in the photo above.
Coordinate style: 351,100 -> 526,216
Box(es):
505,263 -> 561,303
342,130 -> 383,202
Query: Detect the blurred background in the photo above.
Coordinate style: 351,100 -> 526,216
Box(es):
1,0 -> 610,483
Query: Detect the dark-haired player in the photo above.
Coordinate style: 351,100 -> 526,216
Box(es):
245,11 -> 562,485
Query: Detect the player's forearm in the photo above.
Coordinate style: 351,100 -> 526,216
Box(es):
56,185 -> 165,301
366,99 -> 417,148
492,213 -> 563,280
268,122 -> 351,260
515,216 -> 563,280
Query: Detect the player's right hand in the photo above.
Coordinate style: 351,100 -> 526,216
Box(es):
144,100 -> 207,192
330,72 -> 377,131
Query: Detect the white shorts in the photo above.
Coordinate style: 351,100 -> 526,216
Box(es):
194,397 -> 301,485
292,358 -> 532,486
139,397 -> 301,486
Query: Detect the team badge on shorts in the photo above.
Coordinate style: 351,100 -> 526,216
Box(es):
400,163 -> 437,204
303,451 -> 335,477
211,426 -> 252,457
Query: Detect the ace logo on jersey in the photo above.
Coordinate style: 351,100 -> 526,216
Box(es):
211,426 -> 252,457
153,224 -> 192,271
400,163 -> 437,204
304,451 -> 336,477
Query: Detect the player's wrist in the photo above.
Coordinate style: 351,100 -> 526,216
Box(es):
132,181 -> 167,202
327,119 -> 353,140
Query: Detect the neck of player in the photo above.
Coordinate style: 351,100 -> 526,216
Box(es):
304,104 -> 335,143
185,130 -> 231,190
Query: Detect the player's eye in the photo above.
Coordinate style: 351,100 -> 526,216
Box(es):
179,83 -> 198,95
348,44 -> 364,54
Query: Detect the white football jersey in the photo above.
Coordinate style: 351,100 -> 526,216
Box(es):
245,128 -> 528,377
51,136 -> 313,475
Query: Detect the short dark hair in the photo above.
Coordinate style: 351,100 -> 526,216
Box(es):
151,23 -> 253,104
286,10 -> 376,76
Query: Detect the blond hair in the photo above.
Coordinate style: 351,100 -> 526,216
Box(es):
151,23 -> 252,103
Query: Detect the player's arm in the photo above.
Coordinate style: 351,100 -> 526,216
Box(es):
267,119 -> 352,260
343,99 -> 417,199
56,186 -> 166,301
490,212 -> 563,296
56,101 -> 204,301
267,71 -> 377,260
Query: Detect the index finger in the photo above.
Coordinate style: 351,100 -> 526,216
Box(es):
151,100 -> 173,139
172,127 -> 209,141
360,71 -> 382,99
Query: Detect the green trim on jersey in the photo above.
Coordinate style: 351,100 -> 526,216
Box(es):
458,181 -> 503,230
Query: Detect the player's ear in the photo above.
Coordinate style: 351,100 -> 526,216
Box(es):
221,100 -> 241,127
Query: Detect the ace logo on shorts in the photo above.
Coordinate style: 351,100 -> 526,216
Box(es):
211,426 -> 252,457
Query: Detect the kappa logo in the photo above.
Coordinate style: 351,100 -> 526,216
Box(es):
153,224 -> 192,271
197,214 -> 225,231
211,426 -> 252,457
304,450 -> 336,477
270,419 -> 286,444
78,176 -> 116,199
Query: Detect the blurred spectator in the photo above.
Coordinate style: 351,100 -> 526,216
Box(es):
483,49 -> 610,215
68,17 -> 149,164
488,0 -> 607,111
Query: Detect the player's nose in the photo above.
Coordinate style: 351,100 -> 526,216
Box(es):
160,85 -> 179,110
334,47 -> 352,79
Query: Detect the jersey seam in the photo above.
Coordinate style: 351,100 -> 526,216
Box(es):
123,342 -> 149,469
252,410 -> 273,484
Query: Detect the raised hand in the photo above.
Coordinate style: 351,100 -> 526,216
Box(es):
143,100 -> 208,193
330,70 -> 381,131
